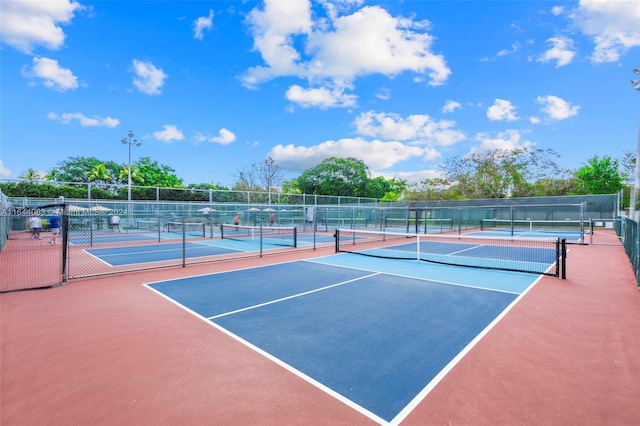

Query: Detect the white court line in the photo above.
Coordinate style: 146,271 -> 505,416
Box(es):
85,242 -> 242,266
81,250 -> 114,267
143,259 -> 538,425
306,255 -> 522,295
366,243 -> 554,269
143,273 -> 390,425
207,272 -> 381,320
388,273 -> 544,426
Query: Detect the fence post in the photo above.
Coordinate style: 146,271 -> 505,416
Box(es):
636,219 -> 640,282
62,205 -> 69,283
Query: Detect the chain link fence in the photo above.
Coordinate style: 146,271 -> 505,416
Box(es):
3,193 -> 637,292
0,198 -> 65,292
619,218 -> 640,286
0,179 -> 379,206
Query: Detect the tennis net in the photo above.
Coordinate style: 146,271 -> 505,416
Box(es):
137,219 -> 161,232
335,228 -> 565,278
480,219 -> 585,237
423,218 -> 454,233
167,221 -> 206,237
220,224 -> 297,248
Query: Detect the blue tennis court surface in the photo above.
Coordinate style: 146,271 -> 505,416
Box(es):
86,242 -> 243,265
146,257 -> 539,423
468,228 -> 584,242
69,230 -> 214,245
71,233 -> 160,244
84,234 -> 319,266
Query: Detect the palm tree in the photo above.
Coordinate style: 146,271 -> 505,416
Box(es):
118,165 -> 144,185
88,164 -> 113,181
87,164 -> 113,190
20,168 -> 42,181
44,169 -> 62,185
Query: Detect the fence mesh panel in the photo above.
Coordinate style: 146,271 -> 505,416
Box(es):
0,201 -> 65,293
620,218 -> 640,285
3,193 -> 636,292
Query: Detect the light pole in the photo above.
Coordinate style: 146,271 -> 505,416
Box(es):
121,130 -> 141,202
630,70 -> 640,220
265,156 -> 274,205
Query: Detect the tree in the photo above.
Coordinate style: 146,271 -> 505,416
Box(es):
440,147 -> 564,199
233,156 -> 286,194
19,168 -> 42,181
281,179 -> 301,194
134,157 -> 182,187
87,163 -> 115,191
188,183 -> 230,191
88,163 -> 113,181
118,165 -> 144,186
288,157 -> 402,199
365,177 -> 407,201
56,156 -> 121,184
259,156 -> 285,199
621,150 -> 635,183
294,157 -> 370,197
574,156 -> 625,194
522,178 -> 580,197
404,177 -> 464,201
44,169 -> 62,184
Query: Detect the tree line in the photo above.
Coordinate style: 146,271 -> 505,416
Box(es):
1,148 -> 631,203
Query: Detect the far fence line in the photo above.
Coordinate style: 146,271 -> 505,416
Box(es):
0,178 -> 378,206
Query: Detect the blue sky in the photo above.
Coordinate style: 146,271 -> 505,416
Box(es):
1,0 -> 639,188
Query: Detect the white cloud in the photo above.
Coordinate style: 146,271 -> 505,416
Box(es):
153,125 -> 184,142
570,0 -> 640,63
285,84 -> 357,108
353,111 -> 465,148
317,0 -> 365,21
305,6 -> 450,85
23,57 -> 78,91
47,112 -> 119,127
473,129 -> 533,153
529,116 -> 542,124
442,100 -> 461,113
0,160 -> 12,178
537,36 -> 576,67
0,0 -> 83,53
132,59 -> 167,95
486,99 -> 519,121
497,42 -> 521,57
270,137 -> 424,172
242,2 -> 450,105
211,128 -> 235,145
375,87 -> 391,100
195,128 -> 236,145
242,0 -> 313,87
378,169 -> 441,184
536,95 -> 580,120
551,6 -> 564,16
193,9 -> 214,40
